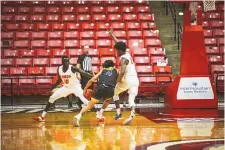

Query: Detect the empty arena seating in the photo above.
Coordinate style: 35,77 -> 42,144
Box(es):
1,1 -> 172,96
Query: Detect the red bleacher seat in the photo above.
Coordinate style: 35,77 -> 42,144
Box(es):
213,29 -> 224,37
33,58 -> 49,66
10,67 -> 27,76
1,58 -> 14,67
36,49 -> 52,57
145,39 -> 162,47
96,39 -> 112,48
2,6 -> 15,14
154,66 -> 172,74
19,79 -> 35,96
88,49 -> 100,57
1,1 -> 15,5
31,1 -> 46,5
113,31 -> 127,39
138,13 -> 154,22
1,40 -> 14,49
19,50 -> 35,58
92,66 -> 100,74
15,58 -> 33,67
76,6 -> 90,14
15,1 -> 30,5
90,1 -> 105,5
157,76 -> 172,85
80,30 -> 95,39
106,6 -> 120,14
14,40 -> 30,49
77,14 -> 91,22
208,55 -> 223,64
62,14 -> 76,22
80,39 -> 95,48
205,38 -> 217,46
1,32 -> 14,40
211,64 -> 224,75
210,20 -> 224,28
110,22 -> 125,31
96,31 -> 111,39
1,68 -> 9,76
18,6 -> 31,14
136,5 -> 151,13
15,32 -> 30,40
3,50 -> 19,58
136,65 -> 153,75
128,39 -> 145,50
47,40 -> 63,49
31,40 -> 46,49
1,78 -> 19,96
123,13 -> 138,22
202,21 -> 210,29
30,15 -> 45,23
134,57 -> 150,65
92,14 -> 107,22
143,30 -> 159,38
100,57 -> 116,64
47,1 -> 60,5
121,5 -> 136,13
139,76 -> 156,86
36,78 -> 53,95
70,57 -> 78,65
46,14 -> 61,22
31,31 -> 47,40
15,15 -> 29,23
64,31 -> 79,39
1,15 -> 14,22
91,57 -> 100,66
127,30 -> 142,39
20,23 -> 35,31
206,46 -> 220,55
96,22 -> 110,31
204,29 -> 213,37
52,49 -> 68,57
50,58 -> 62,66
220,46 -> 224,54
66,23 -> 80,31
47,6 -> 61,14
28,67 -> 45,76
45,67 -> 58,75
108,14 -> 122,22
48,31 -> 63,39
68,49 -> 83,57
149,47 -> 165,56
64,40 -> 80,48
91,6 -> 105,13
4,23 -> 19,31
81,22 -> 95,31
62,6 -> 75,14
125,22 -> 141,30
33,6 -> 46,14
132,48 -> 148,56
217,37 -> 224,45
205,12 -> 220,20
51,23 -> 65,31
36,23 -> 50,31
151,56 -> 165,64
99,48 -> 115,56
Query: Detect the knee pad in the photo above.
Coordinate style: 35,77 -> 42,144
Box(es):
113,95 -> 119,101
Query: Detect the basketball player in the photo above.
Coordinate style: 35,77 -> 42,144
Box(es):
97,29 -> 139,125
33,56 -> 93,122
73,60 -> 118,127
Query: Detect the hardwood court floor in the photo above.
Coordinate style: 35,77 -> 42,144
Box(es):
1,108 -> 224,150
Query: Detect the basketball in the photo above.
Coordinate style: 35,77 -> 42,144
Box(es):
84,89 -> 93,100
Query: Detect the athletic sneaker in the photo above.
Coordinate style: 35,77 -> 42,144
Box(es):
33,116 -> 45,122
73,115 -> 80,127
114,113 -> 123,120
96,111 -> 104,119
123,114 -> 135,125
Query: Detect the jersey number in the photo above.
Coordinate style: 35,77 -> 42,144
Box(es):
64,79 -> 69,84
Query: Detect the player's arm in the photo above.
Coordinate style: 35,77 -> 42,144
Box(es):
71,66 -> 93,79
76,55 -> 82,68
107,28 -> 119,43
51,68 -> 62,90
117,58 -> 129,83
76,72 -> 81,80
84,69 -> 103,94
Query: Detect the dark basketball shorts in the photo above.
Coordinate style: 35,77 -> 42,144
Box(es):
91,84 -> 114,101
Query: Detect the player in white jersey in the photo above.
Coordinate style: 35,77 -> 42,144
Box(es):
33,56 -> 93,122
97,29 -> 139,125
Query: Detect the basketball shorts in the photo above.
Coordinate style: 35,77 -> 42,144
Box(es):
54,84 -> 83,98
91,84 -> 114,101
114,76 -> 139,96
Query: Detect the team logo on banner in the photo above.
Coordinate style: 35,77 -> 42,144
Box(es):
177,77 -> 214,100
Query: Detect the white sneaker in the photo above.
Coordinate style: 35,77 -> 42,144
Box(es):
96,111 -> 104,119
73,115 -> 80,127
123,114 -> 135,125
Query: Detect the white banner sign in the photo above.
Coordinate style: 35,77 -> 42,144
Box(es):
177,77 -> 214,100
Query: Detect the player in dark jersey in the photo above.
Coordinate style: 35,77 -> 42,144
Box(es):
73,60 -> 118,127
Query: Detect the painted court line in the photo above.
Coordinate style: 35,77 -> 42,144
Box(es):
6,109 -> 27,114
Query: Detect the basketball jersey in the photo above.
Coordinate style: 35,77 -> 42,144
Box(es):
98,67 -> 118,88
120,52 -> 137,77
58,65 -> 80,87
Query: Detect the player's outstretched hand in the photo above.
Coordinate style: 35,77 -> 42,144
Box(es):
83,89 -> 87,97
107,28 -> 113,35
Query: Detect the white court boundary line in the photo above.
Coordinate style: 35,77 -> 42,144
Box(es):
147,138 -> 224,150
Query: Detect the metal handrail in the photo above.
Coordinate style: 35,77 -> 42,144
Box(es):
177,22 -> 183,49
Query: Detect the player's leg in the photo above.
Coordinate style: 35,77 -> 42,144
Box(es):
74,97 -> 99,127
33,87 -> 67,121
97,98 -> 112,119
72,85 -> 89,105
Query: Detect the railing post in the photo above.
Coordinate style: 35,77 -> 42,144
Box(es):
165,1 -> 168,16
